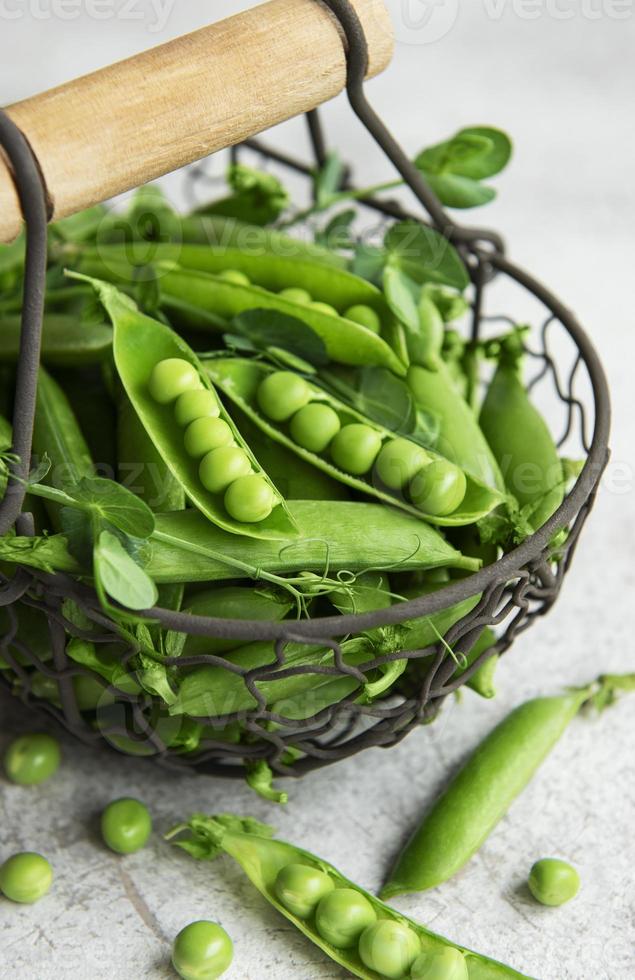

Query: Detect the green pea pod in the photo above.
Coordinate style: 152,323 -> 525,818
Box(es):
32,366 -> 95,529
182,585 -> 295,657
479,356 -> 564,530
229,404 -> 350,501
167,814 -> 533,980
408,364 -> 505,492
74,245 -> 407,375
117,394 -> 185,615
460,628 -> 499,699
0,412 -> 12,500
169,636 -> 379,719
207,358 -> 504,526
0,314 -> 112,366
380,673 -> 635,898
73,272 -> 298,541
147,502 -> 481,584
0,501 -> 481,583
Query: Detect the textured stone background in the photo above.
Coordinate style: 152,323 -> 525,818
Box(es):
1,2 -> 634,978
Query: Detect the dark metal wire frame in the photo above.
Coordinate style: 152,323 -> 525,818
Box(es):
0,0 -> 611,776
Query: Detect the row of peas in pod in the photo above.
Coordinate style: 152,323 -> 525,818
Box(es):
274,861 -> 464,978
148,356 -> 280,524
218,267 -> 383,334
255,368 -> 467,517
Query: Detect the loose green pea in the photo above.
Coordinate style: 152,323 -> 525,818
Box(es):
0,852 -> 53,904
274,863 -> 335,919
410,948 -> 469,980
315,887 -> 377,949
224,475 -> 275,523
310,301 -> 339,317
175,389 -> 221,427
257,371 -> 311,422
344,304 -> 381,334
279,287 -> 312,305
358,919 -> 421,979
330,424 -> 382,476
375,438 -> 430,491
410,460 -> 467,516
528,858 -> 580,907
199,446 -> 252,494
172,920 -> 234,980
101,797 -> 152,854
289,403 -> 341,453
217,268 -> 250,286
4,733 -> 61,785
184,417 -> 233,458
149,358 -> 201,404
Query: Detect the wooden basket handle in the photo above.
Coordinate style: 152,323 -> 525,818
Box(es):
0,0 -> 393,243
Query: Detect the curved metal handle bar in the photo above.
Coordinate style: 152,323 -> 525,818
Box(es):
0,111 -> 48,536
319,0 -> 504,255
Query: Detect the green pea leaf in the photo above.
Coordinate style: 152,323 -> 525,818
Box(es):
233,309 -> 329,366
383,263 -> 420,332
415,132 -> 492,177
314,208 -> 356,250
451,126 -> 513,179
94,530 -> 158,611
351,243 -> 386,285
384,221 -> 469,290
72,476 -> 156,539
423,173 -> 496,210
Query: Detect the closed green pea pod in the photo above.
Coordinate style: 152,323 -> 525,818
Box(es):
0,314 -> 112,366
167,815 -> 533,980
182,586 -> 294,657
380,679 -> 622,899
75,244 -> 407,374
32,366 -> 94,529
479,354 -> 564,530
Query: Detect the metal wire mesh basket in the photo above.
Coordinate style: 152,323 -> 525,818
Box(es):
0,0 -> 610,779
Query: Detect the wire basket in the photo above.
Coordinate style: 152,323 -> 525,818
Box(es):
0,0 -> 610,779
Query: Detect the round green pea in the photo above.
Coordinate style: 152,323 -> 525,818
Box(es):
0,852 -> 53,904
149,358 -> 201,404
279,287 -> 312,305
375,438 -> 431,491
274,863 -> 335,919
315,888 -> 377,949
410,460 -> 467,516
184,417 -> 233,458
410,948 -> 469,980
257,371 -> 311,422
289,403 -> 341,453
528,858 -> 580,907
175,389 -> 221,427
217,268 -> 250,286
172,920 -> 233,980
310,301 -> 338,317
344,304 -> 381,334
4,733 -> 61,786
330,424 -> 382,476
224,475 -> 275,523
358,919 -> 421,979
199,446 -> 252,494
100,797 -> 152,854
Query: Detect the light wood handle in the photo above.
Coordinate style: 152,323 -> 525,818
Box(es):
0,0 -> 393,243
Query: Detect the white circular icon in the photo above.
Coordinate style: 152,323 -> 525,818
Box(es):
390,0 -> 460,46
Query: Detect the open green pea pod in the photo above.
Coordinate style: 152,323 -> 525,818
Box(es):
72,273 -> 298,541
167,814 -> 533,980
206,357 -> 505,526
72,243 -> 408,374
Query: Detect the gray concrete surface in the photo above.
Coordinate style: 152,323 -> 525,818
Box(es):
1,2 -> 634,978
